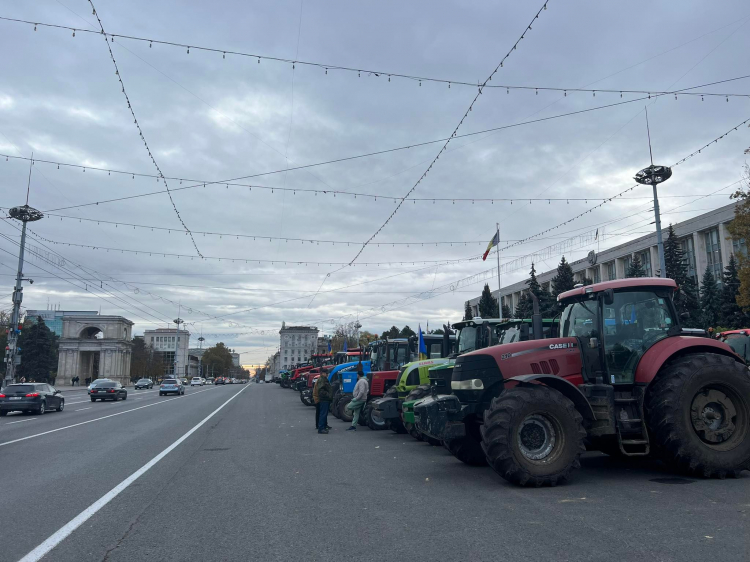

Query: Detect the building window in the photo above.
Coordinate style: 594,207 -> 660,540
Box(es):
622,255 -> 632,273
678,237 -> 697,282
732,237 -> 747,258
593,267 -> 601,284
606,261 -> 616,281
639,250 -> 652,277
705,228 -> 723,283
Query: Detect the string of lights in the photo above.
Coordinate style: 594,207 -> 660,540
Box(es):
348,0 -> 554,265
86,1 -> 202,257
0,194 -> 727,249
499,115 -> 750,252
0,75 -> 740,215
3,15 -> 749,100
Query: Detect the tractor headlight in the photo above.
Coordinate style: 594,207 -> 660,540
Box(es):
451,379 -> 484,390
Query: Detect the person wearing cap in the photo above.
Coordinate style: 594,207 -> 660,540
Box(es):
345,370 -> 369,431
707,327 -> 715,339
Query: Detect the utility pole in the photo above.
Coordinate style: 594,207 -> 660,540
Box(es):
198,331 -> 205,378
173,312 -> 184,378
496,223 -> 502,318
5,156 -> 43,387
634,107 -> 671,278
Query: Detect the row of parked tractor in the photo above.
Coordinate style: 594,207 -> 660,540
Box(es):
275,277 -> 750,487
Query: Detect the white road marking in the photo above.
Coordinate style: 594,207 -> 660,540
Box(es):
74,408 -> 91,412
19,384 -> 249,562
5,418 -> 36,425
0,387 -> 217,448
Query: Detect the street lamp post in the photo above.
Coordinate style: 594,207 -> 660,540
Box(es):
198,335 -> 205,378
5,205 -> 43,387
634,164 -> 672,278
173,317 -> 184,378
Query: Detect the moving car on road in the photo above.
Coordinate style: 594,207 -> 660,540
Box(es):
190,377 -> 203,387
134,378 -> 154,389
89,381 -> 128,402
0,383 -> 65,416
160,379 -> 185,396
214,378 -> 225,385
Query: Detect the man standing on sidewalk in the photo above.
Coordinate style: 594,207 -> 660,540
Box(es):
346,370 -> 369,431
315,372 -> 333,434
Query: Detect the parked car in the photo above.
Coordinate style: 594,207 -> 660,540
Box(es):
134,378 -> 154,389
89,381 -> 128,402
160,378 -> 185,396
0,383 -> 65,416
190,377 -> 203,387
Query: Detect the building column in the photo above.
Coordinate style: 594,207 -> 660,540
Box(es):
718,222 -> 733,265
694,231 -> 706,286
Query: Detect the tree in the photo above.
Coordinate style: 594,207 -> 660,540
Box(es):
201,342 -> 234,378
728,165 -> 750,311
399,325 -> 416,338
700,266 -> 722,329
430,328 -> 445,335
663,224 -> 701,327
626,255 -> 646,278
0,311 -> 10,377
358,330 -> 378,347
720,254 -> 748,329
381,326 -> 400,340
17,316 -> 58,383
514,263 -> 553,318
551,256 -> 575,304
501,303 -> 512,318
478,283 -> 499,318
464,301 -> 473,321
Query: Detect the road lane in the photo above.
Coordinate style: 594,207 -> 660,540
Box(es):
0,385 -> 247,562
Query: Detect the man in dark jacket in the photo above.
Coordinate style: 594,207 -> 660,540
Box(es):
315,373 -> 333,434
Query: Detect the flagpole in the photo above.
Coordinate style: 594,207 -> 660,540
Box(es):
496,222 -> 502,318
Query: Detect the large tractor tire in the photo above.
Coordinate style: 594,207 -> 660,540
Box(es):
331,391 -> 342,419
481,386 -> 586,486
300,391 -> 313,407
338,396 -> 354,423
645,354 -> 750,478
383,386 -> 398,399
446,422 -> 487,466
403,385 -> 432,442
365,402 -> 387,431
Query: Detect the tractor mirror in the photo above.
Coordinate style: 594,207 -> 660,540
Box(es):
519,323 -> 530,341
603,288 -> 614,305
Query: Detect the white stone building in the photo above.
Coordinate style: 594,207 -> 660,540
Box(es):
279,323 -> 319,370
143,328 -> 190,378
466,202 -> 744,316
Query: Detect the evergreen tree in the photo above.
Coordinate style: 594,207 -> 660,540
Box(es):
551,256 -> 575,300
663,225 -> 701,327
17,316 -> 58,383
464,301 -> 473,321
700,266 -> 722,329
399,325 -> 416,338
514,264 -> 553,318
478,283 -> 499,318
720,254 -> 746,328
381,326 -> 400,340
501,303 -> 512,318
727,165 -> 750,311
626,255 -> 646,278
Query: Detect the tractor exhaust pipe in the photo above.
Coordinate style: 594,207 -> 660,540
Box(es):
442,323 -> 454,358
529,292 -> 543,341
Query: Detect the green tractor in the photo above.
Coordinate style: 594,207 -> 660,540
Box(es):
401,317 -> 559,446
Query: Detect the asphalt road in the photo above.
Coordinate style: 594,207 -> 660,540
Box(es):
2,383 -> 749,562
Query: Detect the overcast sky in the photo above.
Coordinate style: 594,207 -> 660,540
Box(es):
0,0 -> 748,364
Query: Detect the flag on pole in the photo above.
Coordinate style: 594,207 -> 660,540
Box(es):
482,231 -> 500,261
595,228 -> 599,240
343,339 -> 348,353
418,324 -> 427,360
327,341 -> 332,355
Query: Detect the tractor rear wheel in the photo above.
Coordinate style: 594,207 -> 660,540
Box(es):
365,402 -> 386,430
645,353 -> 750,478
446,423 -> 486,466
300,391 -> 312,407
403,385 -> 432,442
338,396 -> 354,422
481,386 -> 586,486
331,391 -> 342,419
387,419 -> 408,434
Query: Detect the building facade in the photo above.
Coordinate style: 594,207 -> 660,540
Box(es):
466,203 -> 743,316
143,328 -> 190,377
26,309 -> 98,337
279,322 -> 319,370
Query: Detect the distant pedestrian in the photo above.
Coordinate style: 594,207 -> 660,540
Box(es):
315,372 -> 333,434
707,327 -> 715,339
20,376 -> 25,383
345,370 -> 369,431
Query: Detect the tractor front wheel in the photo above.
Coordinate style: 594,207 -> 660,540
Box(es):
645,353 -> 750,478
338,396 -> 354,422
403,385 -> 432,442
446,424 -> 487,466
365,403 -> 386,430
481,386 -> 586,486
331,391 -> 342,419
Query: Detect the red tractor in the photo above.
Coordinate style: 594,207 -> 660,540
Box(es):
415,278 -> 750,486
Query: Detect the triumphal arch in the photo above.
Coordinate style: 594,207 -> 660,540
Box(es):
56,315 -> 134,386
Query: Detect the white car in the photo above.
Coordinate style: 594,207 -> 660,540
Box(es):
190,377 -> 203,387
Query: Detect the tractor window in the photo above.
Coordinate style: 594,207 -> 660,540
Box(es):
602,291 -> 675,384
396,344 -> 409,367
457,327 -> 478,354
428,343 -> 442,358
561,301 -> 598,339
405,367 -> 421,386
498,326 -> 521,344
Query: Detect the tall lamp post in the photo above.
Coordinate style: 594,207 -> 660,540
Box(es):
173,317 -> 184,378
197,335 -> 205,378
634,164 -> 672,278
5,205 -> 43,387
